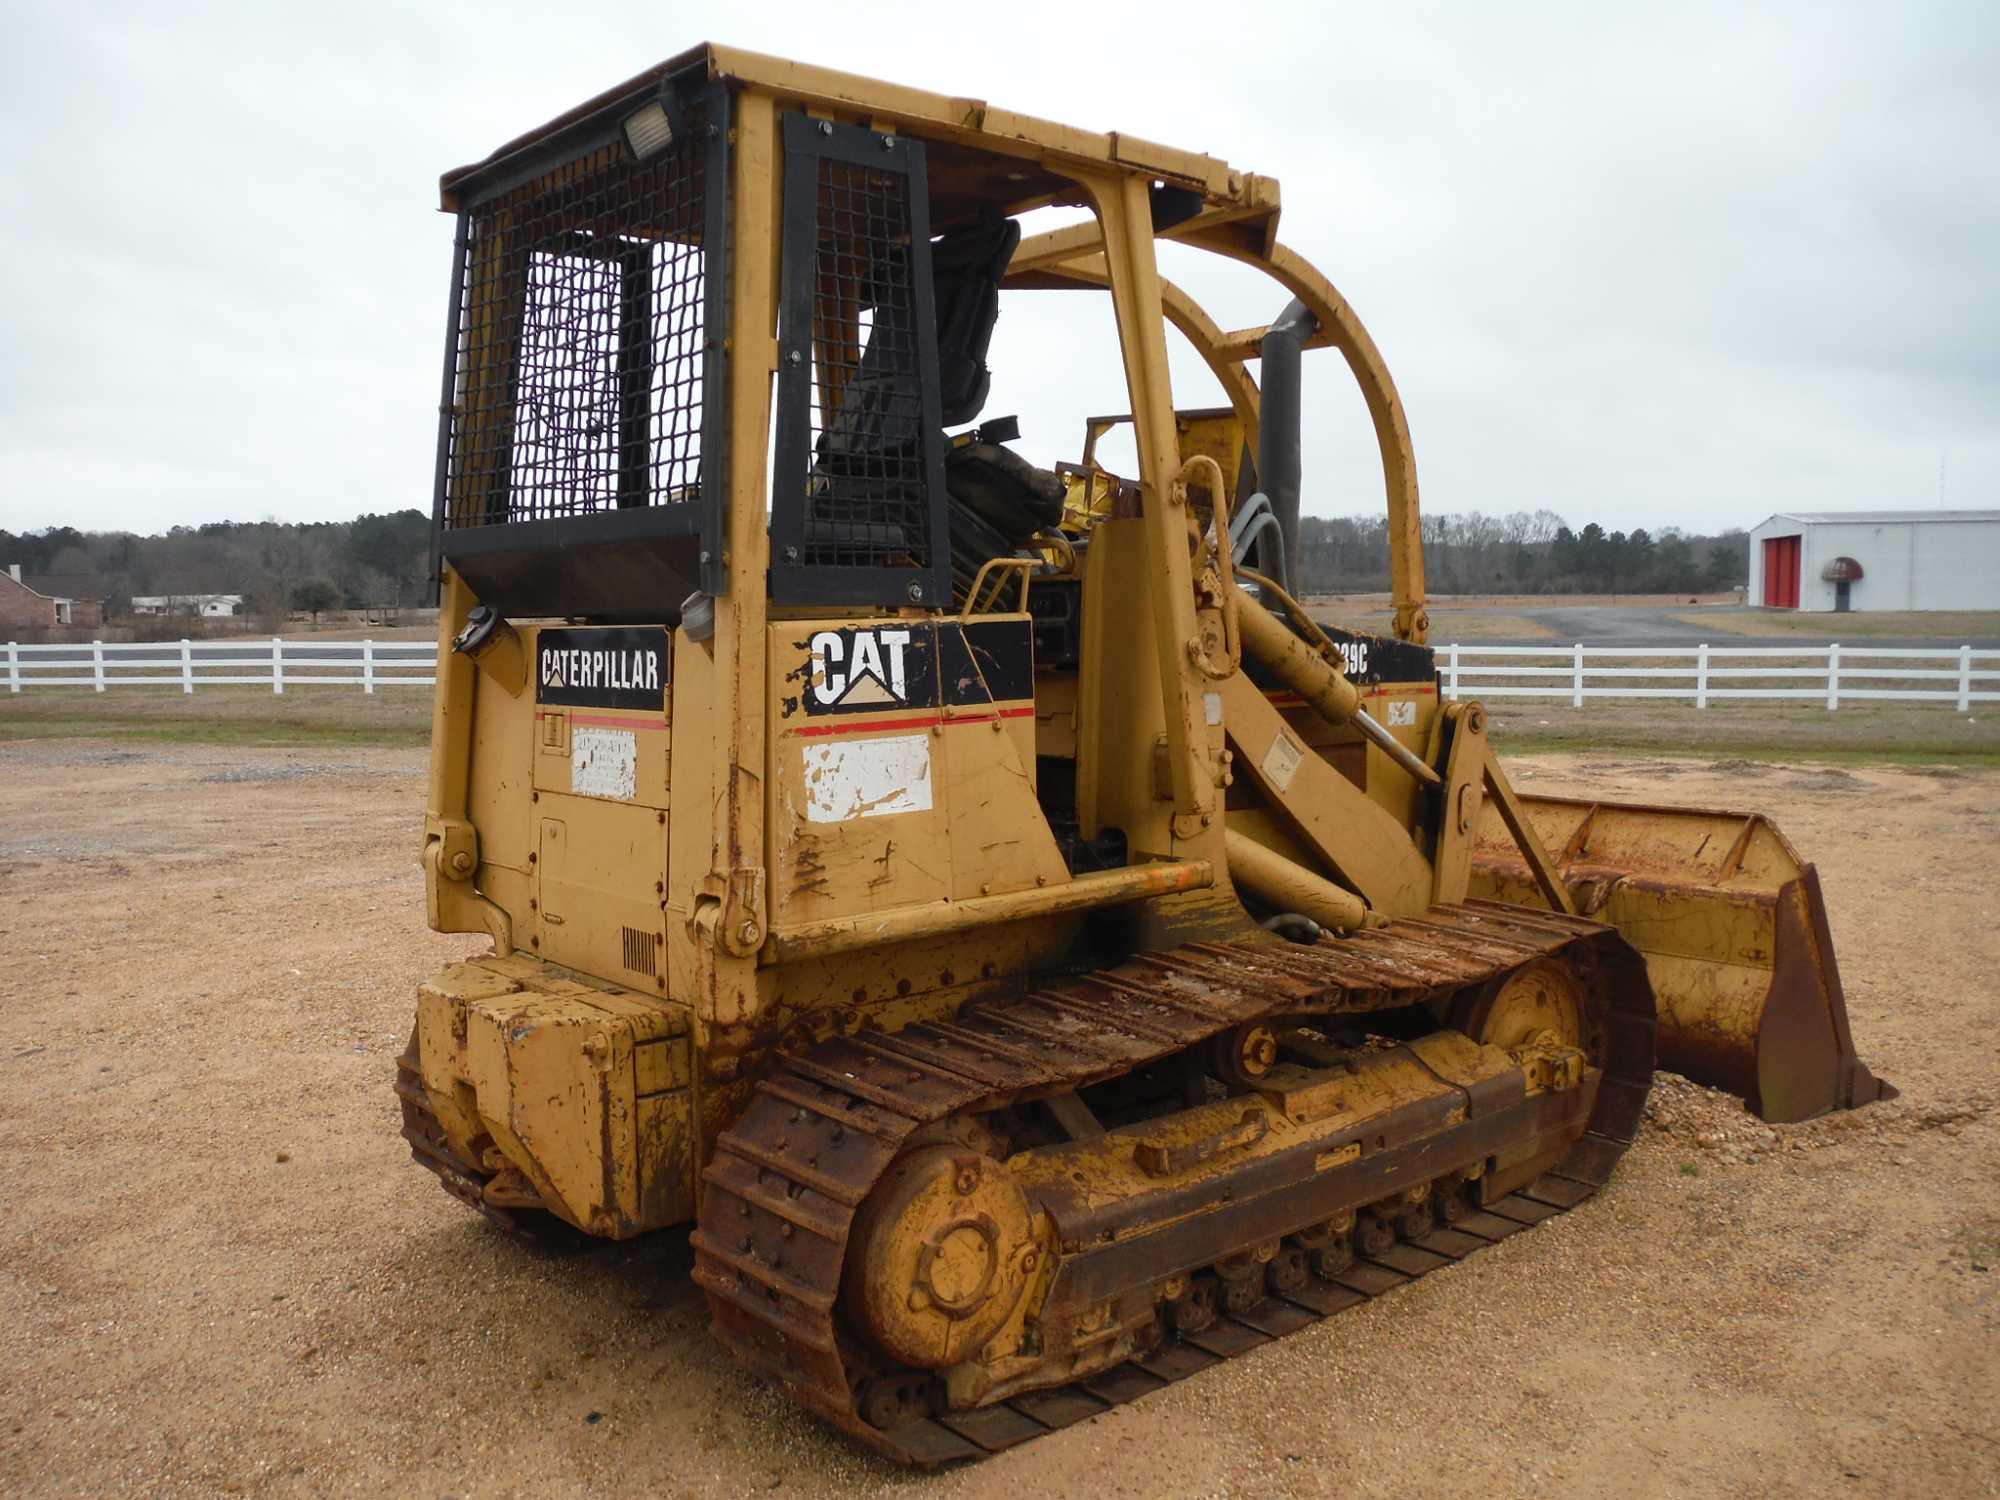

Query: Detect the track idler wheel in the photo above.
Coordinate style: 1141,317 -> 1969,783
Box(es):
1397,1199 -> 1437,1243
1215,1242 -> 1278,1314
1309,1233 -> 1355,1278
1295,1215 -> 1356,1278
1168,1274 -> 1220,1335
1219,1271 -> 1263,1316
1355,1211 -> 1396,1260
1266,1244 -> 1309,1297
1210,1023 -> 1280,1090
1434,1172 -> 1477,1226
843,1146 -> 1038,1372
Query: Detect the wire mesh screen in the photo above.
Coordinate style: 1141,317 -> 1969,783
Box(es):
798,156 -> 932,572
444,129 -> 707,528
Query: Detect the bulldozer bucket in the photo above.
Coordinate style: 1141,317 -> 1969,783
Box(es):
1468,793 -> 1895,1123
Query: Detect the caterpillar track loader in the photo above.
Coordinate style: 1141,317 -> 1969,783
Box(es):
400,44 -> 1892,1465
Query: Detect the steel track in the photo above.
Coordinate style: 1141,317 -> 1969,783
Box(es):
690,900 -> 1654,1466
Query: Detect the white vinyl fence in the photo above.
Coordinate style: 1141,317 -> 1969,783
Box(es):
5,638 -> 1997,711
3,638 -> 436,694
1440,643 -> 2000,711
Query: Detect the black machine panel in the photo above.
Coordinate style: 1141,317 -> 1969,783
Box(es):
1313,624 -> 1436,687
790,618 -> 1034,719
768,115 -> 951,610
535,626 -> 671,710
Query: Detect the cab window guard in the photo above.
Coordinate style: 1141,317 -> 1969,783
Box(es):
768,114 -> 949,610
428,77 -> 732,618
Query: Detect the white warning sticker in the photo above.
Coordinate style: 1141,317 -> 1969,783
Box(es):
1260,732 -> 1305,792
1387,699 -> 1417,727
803,733 -> 933,823
571,726 -> 638,801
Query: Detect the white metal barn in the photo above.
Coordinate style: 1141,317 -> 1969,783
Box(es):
1746,510 -> 2000,612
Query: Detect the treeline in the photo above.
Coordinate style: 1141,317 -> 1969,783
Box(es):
0,510 -> 431,625
3,506 -> 1749,619
1296,512 -> 1748,596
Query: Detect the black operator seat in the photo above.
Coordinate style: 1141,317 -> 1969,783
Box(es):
814,214 -> 1020,471
934,214 -> 1018,428
808,212 -> 1065,563
931,215 -> 1064,546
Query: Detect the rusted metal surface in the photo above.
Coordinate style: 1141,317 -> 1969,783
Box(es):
763,857 -> 1215,963
1470,793 -> 1894,1122
690,902 -> 1652,1466
402,959 -> 698,1238
397,47 -> 1899,1483
1222,827 -> 1369,933
395,1034 -> 579,1247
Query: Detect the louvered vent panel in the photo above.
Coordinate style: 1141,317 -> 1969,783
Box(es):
622,926 -> 659,977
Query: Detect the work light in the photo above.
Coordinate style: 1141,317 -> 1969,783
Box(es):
622,100 -> 674,161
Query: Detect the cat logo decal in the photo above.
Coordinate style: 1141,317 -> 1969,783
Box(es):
808,628 -> 912,709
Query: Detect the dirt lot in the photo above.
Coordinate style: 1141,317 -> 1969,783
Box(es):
1,738 -> 1996,1498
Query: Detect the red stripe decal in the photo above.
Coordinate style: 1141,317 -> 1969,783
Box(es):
789,704 -> 1036,738
536,711 -> 669,731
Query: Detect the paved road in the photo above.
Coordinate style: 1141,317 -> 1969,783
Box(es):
1477,605 -> 2000,650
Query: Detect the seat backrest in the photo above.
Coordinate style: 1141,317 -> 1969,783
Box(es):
931,217 -> 1020,427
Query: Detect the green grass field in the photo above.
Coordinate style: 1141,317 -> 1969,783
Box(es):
1484,697 -> 1999,766
0,687 -> 432,747
5,684 -> 1995,767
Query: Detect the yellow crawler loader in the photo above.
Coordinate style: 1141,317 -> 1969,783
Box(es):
399,45 -> 1891,1464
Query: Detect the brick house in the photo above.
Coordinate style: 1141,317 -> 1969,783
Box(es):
1,565 -> 107,629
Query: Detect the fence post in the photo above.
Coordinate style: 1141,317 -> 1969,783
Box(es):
1695,642 -> 1710,710
1446,642 -> 1460,701
363,638 -> 376,695
272,636 -> 284,696
92,639 -> 106,693
1960,645 -> 1973,712
1826,643 -> 1840,711
1572,644 -> 1584,709
5,641 -> 17,694
180,639 -> 194,694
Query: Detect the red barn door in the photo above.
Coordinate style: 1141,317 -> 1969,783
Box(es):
1762,535 -> 1801,608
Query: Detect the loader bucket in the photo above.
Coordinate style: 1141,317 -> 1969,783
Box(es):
1468,794 -> 1895,1123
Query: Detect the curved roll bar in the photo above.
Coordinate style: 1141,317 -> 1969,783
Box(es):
1004,230 -> 1429,644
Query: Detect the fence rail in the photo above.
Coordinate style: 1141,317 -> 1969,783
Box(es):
5,638 -> 1998,711
1440,643 -> 2000,711
3,638 -> 436,694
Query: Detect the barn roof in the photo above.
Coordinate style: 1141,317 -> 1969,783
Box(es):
22,572 -> 108,600
1757,509 -> 2000,527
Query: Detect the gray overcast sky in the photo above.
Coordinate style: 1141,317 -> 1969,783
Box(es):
2,0 -> 1994,538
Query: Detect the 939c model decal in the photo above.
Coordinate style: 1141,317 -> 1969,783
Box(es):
535,627 -> 670,711
1316,626 -> 1434,688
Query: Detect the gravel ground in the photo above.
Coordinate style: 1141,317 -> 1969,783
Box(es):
0,740 -> 1994,1498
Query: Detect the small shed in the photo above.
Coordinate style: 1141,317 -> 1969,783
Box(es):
1747,510 -> 2000,612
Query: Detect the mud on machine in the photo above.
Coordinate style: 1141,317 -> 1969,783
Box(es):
399,44 -> 1892,1464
